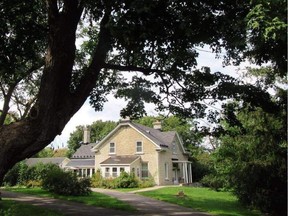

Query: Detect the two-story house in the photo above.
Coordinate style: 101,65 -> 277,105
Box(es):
92,119 -> 192,185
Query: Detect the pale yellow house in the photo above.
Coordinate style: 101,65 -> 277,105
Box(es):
92,119 -> 193,185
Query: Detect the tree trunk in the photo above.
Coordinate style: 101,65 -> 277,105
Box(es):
0,2 -> 111,185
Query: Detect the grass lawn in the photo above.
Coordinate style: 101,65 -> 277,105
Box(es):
4,187 -> 136,212
0,199 -> 63,216
138,187 -> 261,216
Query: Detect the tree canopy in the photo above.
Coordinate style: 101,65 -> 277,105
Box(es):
0,0 -> 286,194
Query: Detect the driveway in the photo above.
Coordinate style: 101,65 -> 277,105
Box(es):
1,188 -> 211,216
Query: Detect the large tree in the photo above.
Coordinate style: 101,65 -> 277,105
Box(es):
0,0 -> 286,185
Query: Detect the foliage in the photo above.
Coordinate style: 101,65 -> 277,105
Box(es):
90,169 -> 103,188
213,105 -> 287,216
42,168 -> 91,196
33,147 -> 54,158
2,162 -> 60,187
116,171 -> 139,188
139,187 -> 261,216
91,170 -> 154,189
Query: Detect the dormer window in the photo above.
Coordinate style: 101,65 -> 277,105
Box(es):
136,141 -> 143,153
109,142 -> 115,154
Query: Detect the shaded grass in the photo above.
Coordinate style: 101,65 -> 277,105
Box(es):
0,199 -> 63,216
138,187 -> 261,216
4,187 -> 136,212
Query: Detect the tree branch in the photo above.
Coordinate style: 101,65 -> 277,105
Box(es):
103,63 -> 167,75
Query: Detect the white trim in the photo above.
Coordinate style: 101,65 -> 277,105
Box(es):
92,122 -> 162,152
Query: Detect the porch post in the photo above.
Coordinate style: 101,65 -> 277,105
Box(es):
185,163 -> 188,184
189,163 -> 193,184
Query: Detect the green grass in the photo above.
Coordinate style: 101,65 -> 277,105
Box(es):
0,199 -> 63,216
138,187 -> 261,216
4,187 -> 136,212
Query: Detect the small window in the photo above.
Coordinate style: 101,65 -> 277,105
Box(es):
120,167 -> 125,173
172,142 -> 177,155
112,167 -> 117,177
105,167 -> 110,177
136,141 -> 143,153
92,169 -> 95,175
87,169 -> 90,177
141,162 -> 148,178
110,142 -> 115,154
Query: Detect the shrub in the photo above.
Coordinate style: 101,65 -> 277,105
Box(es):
26,180 -> 42,188
116,172 -> 139,188
42,167 -> 91,196
91,169 -> 103,188
139,177 -> 155,188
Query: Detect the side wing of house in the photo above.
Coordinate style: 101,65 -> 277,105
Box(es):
93,123 -> 162,184
157,133 -> 192,185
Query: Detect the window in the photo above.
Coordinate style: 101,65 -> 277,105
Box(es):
112,167 -> 117,177
92,169 -> 95,175
165,163 -> 169,179
136,141 -> 143,153
105,168 -> 110,177
87,169 -> 90,177
120,167 -> 125,173
141,162 -> 148,178
172,142 -> 177,155
109,142 -> 115,154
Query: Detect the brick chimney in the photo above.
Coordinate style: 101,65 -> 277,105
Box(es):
153,120 -> 162,131
83,126 -> 91,144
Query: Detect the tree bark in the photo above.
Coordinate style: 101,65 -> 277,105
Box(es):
0,1 -> 112,185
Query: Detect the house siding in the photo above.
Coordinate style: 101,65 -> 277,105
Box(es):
95,125 -> 159,182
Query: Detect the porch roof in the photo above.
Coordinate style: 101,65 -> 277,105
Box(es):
65,159 -> 95,168
100,155 -> 140,165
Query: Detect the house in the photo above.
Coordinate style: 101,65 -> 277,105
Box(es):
64,126 -> 96,177
92,119 -> 193,185
25,157 -> 69,168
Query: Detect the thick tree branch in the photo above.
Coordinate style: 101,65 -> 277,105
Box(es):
103,63 -> 167,75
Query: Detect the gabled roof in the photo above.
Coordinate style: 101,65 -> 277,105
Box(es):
100,155 -> 140,165
65,159 -> 95,168
72,143 -> 95,159
92,120 -> 187,153
25,157 -> 67,167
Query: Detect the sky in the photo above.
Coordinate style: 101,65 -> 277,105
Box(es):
50,48 -> 246,148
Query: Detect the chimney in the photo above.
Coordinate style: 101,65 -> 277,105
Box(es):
153,120 -> 162,131
120,116 -> 131,124
83,126 -> 91,143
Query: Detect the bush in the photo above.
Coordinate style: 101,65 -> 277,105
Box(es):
139,177 -> 155,188
42,167 -> 91,196
200,174 -> 228,191
116,172 -> 139,188
26,180 -> 42,188
91,169 -> 103,188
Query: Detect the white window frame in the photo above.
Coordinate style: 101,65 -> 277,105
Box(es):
109,142 -> 116,154
112,167 -> 117,177
136,141 -> 143,153
141,162 -> 148,179
105,167 -> 110,177
165,163 -> 169,180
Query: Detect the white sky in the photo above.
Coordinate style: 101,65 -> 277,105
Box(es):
51,48 -> 248,148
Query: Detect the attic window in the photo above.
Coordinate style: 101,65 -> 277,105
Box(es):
136,141 -> 143,153
109,142 -> 115,154
172,142 -> 177,155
